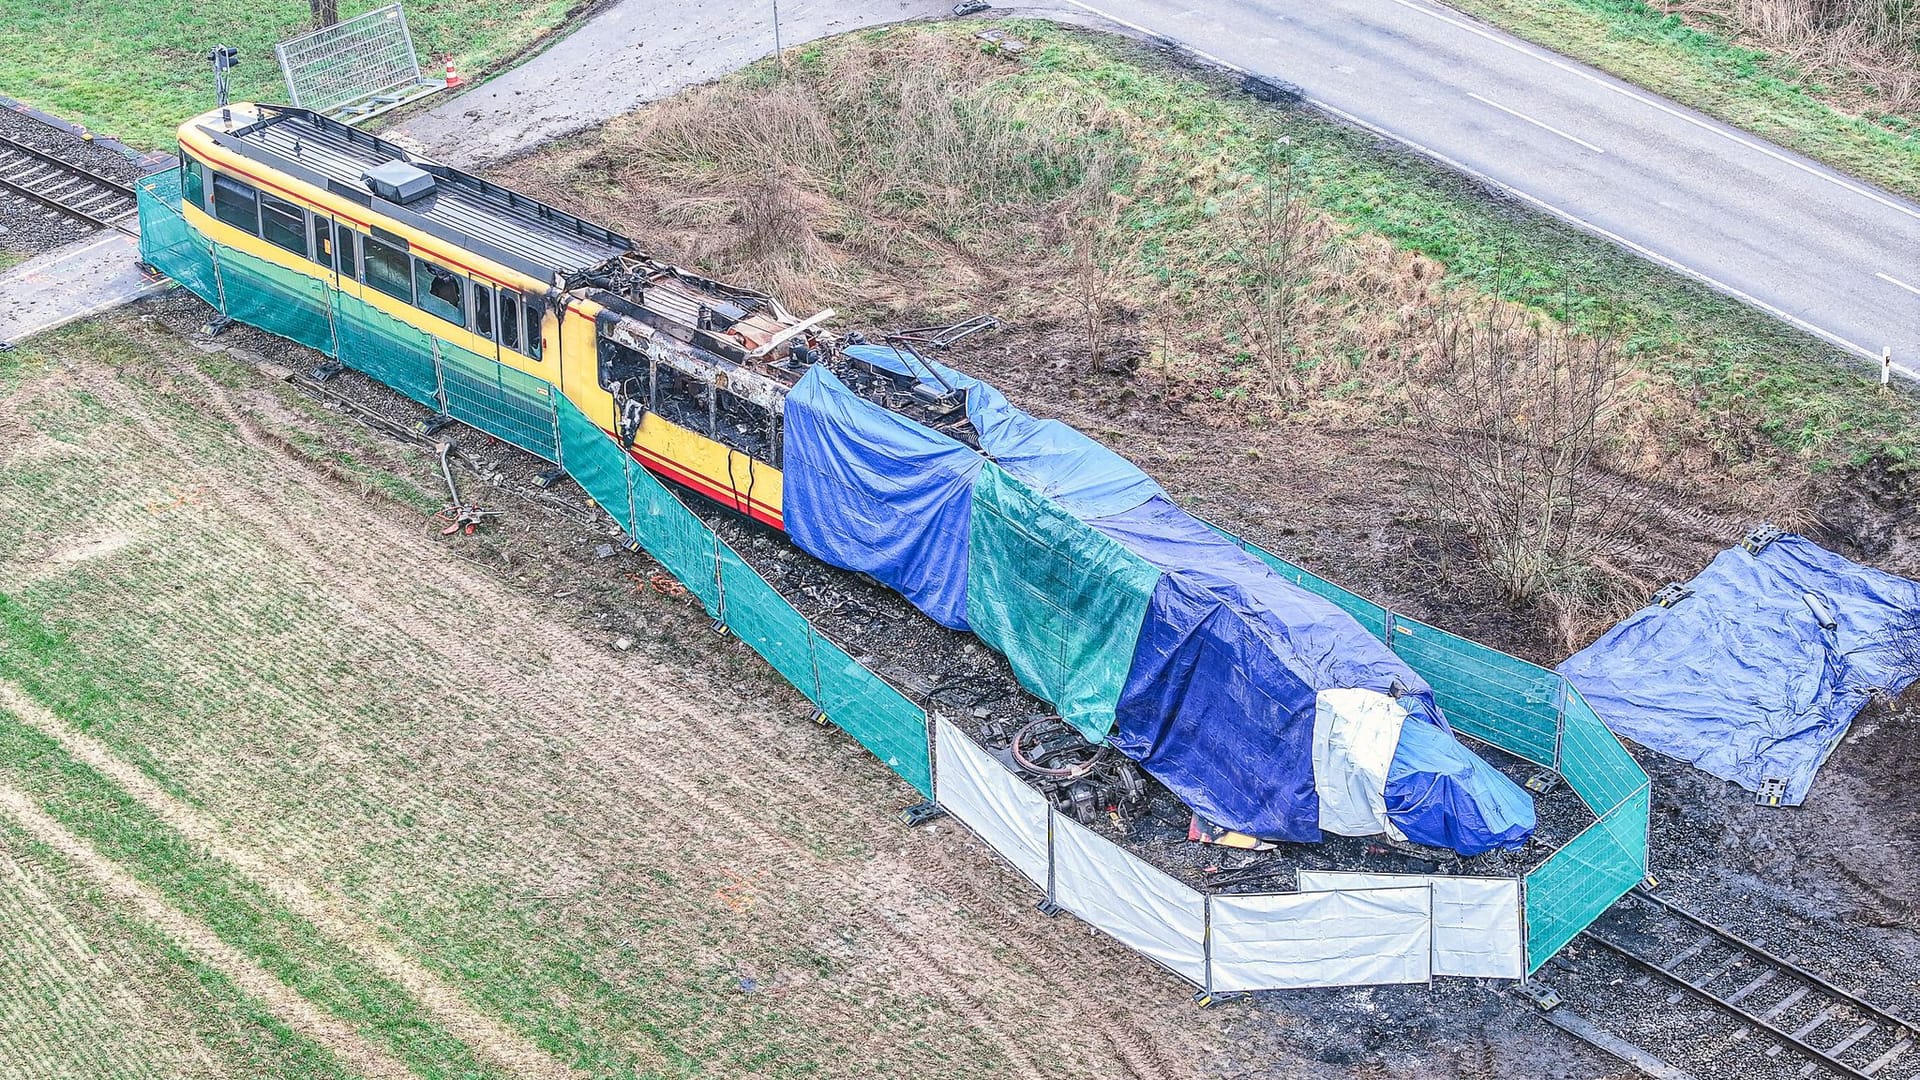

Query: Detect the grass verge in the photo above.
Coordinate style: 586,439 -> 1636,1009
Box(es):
1446,0 -> 1920,201
0,0 -> 579,150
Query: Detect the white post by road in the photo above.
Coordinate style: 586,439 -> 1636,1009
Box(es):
1884,347 -> 1894,387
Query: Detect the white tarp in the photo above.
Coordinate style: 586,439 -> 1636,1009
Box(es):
1210,887 -> 1432,991
1052,815 -> 1208,985
932,717 -> 1051,889
1298,871 -> 1524,979
1312,688 -> 1408,839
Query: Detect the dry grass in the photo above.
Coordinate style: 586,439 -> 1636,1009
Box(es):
503,29 -> 1542,421
1672,0 -> 1920,114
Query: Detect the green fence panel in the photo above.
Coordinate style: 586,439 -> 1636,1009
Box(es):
965,463 -> 1160,743
1388,617 -> 1562,769
334,293 -> 441,410
1560,687 -> 1647,814
556,403 -> 632,523
1524,783 -> 1649,972
717,548 -> 820,695
551,395 -> 930,795
439,342 -> 559,461
813,635 -> 933,798
628,470 -> 723,615
136,173 -> 223,307
215,247 -> 337,357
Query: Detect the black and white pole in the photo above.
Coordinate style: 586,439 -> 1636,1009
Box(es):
1884,347 -> 1894,388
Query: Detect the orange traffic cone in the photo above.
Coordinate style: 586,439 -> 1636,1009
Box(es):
443,56 -> 464,88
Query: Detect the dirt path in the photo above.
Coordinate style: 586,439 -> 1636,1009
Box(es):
3,318 -> 1258,1077
0,781 -> 416,1080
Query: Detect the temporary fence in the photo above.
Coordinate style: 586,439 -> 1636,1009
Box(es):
1220,534 -> 1651,975
138,171 -> 1648,986
275,4 -> 443,124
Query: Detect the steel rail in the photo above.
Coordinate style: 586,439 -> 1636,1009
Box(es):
1582,895 -> 1915,1080
0,133 -> 138,233
1582,932 -> 1873,1080
1632,889 -> 1915,1039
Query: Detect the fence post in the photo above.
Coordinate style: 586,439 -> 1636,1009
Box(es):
1517,876 -> 1531,980
1201,894 -> 1214,1000
1383,610 -> 1399,652
1552,678 -> 1568,772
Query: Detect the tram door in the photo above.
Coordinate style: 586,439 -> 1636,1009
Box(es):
468,279 -> 503,364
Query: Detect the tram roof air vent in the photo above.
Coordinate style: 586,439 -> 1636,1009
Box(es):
361,161 -> 436,205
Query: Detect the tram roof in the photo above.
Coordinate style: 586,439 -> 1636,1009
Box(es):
197,105 -> 632,283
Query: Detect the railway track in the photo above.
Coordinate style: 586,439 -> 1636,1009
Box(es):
1573,889 -> 1918,1079
0,133 -> 138,233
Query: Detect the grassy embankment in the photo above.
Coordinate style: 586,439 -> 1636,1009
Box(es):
0,0 -> 578,150
1447,0 -> 1920,201
512,21 -> 1919,470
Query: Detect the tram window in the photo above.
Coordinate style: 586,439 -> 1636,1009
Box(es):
413,257 -> 465,328
260,195 -> 307,258
498,291 -> 522,352
182,156 -> 205,210
310,217 -> 334,271
523,299 -> 543,359
210,174 -> 259,234
471,281 -> 495,341
334,225 -> 358,279
362,234 -> 413,303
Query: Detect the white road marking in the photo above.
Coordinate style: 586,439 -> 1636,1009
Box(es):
1384,0 -> 1920,225
1049,0 -> 1918,381
1305,98 -> 1920,376
1878,272 -> 1920,298
1467,92 -> 1604,153
1061,0 -> 1243,71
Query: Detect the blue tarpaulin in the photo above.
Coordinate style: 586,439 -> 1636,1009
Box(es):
781,350 -> 1535,853
781,366 -> 983,629
1094,497 -> 1532,852
1386,715 -> 1539,855
1559,534 -> 1920,805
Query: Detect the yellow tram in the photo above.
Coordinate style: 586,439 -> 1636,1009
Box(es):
171,102 -> 840,529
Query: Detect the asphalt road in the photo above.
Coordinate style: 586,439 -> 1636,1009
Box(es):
1047,0 -> 1920,375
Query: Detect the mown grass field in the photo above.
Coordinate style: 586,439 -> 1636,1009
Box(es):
1448,0 -> 1920,202
0,318 -> 1224,1078
0,0 -> 576,150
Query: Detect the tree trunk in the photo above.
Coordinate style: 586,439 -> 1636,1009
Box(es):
311,0 -> 339,28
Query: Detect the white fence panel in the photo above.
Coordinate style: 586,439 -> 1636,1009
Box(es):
1052,815 -> 1207,985
1211,887 -> 1431,991
1298,871 -> 1523,979
932,718 -> 1050,889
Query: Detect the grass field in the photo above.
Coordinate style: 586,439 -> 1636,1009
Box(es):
0,317 -> 1234,1078
0,0 -> 577,151
1447,0 -> 1920,202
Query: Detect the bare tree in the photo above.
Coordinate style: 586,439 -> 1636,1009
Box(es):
1411,294 -> 1635,604
1056,149 -> 1137,374
1231,137 -> 1331,397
